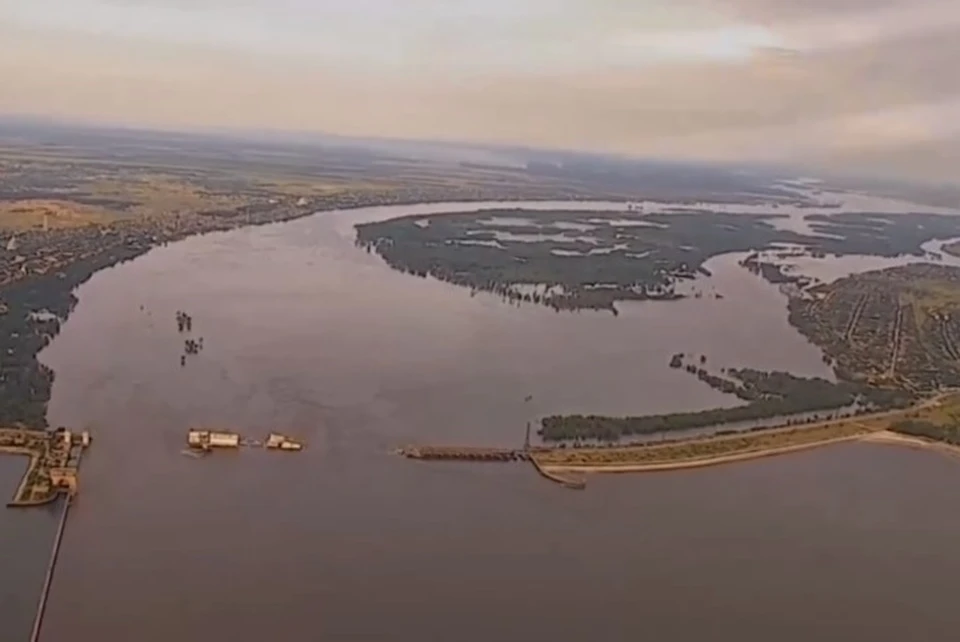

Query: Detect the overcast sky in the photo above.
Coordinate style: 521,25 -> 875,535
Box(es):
1,0 -> 958,182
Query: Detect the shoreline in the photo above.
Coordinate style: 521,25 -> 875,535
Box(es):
398,395 -> 953,484
535,433 -> 870,475
537,386 -> 947,455
530,457 -> 586,489
862,430 -> 960,459
3,192 -> 625,430
532,392 -> 953,476
536,425 -> 960,477
12,193 -> 959,481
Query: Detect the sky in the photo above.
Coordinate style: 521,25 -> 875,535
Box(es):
1,0 -> 958,182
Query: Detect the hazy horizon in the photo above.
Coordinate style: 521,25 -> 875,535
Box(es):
2,0 -> 958,184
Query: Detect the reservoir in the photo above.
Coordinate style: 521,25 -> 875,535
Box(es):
13,200 -> 960,641
0,458 -> 60,642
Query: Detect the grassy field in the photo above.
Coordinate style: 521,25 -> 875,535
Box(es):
0,199 -> 115,230
0,135 -> 590,232
896,392 -> 960,426
900,276 -> 960,314
0,147 -> 400,231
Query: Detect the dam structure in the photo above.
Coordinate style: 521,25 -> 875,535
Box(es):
1,427 -> 91,507
0,427 -> 91,641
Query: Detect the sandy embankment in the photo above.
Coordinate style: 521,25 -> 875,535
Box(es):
861,431 -> 960,458
535,433 -> 871,475
535,392 -> 956,476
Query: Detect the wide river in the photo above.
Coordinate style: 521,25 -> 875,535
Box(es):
6,200 -> 960,641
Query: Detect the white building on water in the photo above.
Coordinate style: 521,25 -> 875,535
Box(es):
187,429 -> 240,450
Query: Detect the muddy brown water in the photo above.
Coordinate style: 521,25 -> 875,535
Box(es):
3,201 -> 960,641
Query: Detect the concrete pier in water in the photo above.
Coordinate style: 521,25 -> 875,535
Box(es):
29,495 -> 72,642
398,445 -> 586,489
399,445 -> 531,462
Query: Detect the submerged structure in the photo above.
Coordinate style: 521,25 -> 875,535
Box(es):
187,429 -> 240,451
1,426 -> 92,507
186,429 -> 303,452
265,433 -> 303,451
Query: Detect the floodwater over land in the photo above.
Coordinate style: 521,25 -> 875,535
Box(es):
4,199 -> 960,641
759,237 -> 960,285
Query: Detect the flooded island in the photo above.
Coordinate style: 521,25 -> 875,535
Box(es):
375,208 -> 960,483
357,209 -> 960,313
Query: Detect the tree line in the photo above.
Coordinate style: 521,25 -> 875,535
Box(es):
539,369 -> 914,442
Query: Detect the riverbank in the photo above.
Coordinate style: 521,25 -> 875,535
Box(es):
530,392 -> 951,475
1,189 -> 618,430
539,368 -> 913,443
535,431 -> 870,475
529,457 -> 586,489
32,192 -> 960,642
863,430 -> 960,459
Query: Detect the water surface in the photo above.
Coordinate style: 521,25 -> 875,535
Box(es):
25,200 -> 960,641
0,457 -> 60,642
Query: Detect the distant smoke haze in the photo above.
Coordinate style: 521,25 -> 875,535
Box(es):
1,0 -> 958,183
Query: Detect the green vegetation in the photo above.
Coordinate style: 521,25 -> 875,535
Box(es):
943,240 -> 960,259
0,240 -> 151,427
890,419 -> 960,446
356,209 -> 960,312
533,421 -> 874,468
355,203 -> 960,444
789,263 -> 960,391
356,209 -> 801,312
8,123 -> 741,429
887,393 -> 960,446
539,369 -> 913,442
803,212 -> 960,257
1,128 -> 641,429
740,253 -> 807,285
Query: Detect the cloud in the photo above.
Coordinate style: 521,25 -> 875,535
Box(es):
0,0 -> 958,182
